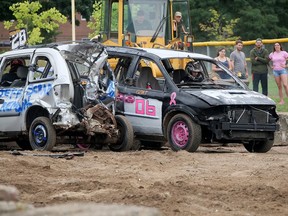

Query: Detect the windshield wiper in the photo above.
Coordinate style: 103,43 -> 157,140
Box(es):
150,16 -> 168,43
177,82 -> 225,89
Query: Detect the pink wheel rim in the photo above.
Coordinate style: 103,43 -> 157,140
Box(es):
171,120 -> 189,147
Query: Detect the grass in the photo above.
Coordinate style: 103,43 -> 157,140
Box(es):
247,74 -> 288,113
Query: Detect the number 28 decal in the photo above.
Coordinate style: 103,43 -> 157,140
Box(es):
135,99 -> 156,116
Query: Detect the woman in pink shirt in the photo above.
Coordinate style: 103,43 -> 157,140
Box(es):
269,42 -> 288,105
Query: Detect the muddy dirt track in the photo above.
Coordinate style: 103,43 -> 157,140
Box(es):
0,143 -> 288,216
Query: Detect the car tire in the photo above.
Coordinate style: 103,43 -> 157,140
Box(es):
29,117 -> 56,151
109,115 -> 134,152
167,113 -> 201,152
16,136 -> 32,150
243,139 -> 274,153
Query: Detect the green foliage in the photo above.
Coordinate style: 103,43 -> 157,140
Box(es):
4,1 -> 66,45
87,1 -> 102,38
2,0 -> 288,42
199,9 -> 239,41
1,0 -> 95,26
0,0 -> 21,21
248,76 -> 288,112
267,78 -> 288,112
87,1 -> 118,39
40,0 -> 94,24
111,4 -> 119,31
189,0 -> 288,41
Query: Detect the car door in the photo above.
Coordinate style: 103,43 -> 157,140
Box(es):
116,56 -> 165,135
0,55 -> 31,132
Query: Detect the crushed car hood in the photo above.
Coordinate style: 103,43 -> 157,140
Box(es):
186,89 -> 276,106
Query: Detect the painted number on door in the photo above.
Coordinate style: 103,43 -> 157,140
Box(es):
135,99 -> 156,116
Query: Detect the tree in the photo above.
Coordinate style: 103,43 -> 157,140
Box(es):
217,0 -> 288,40
189,0 -> 218,41
4,1 -> 67,45
199,9 -> 239,41
189,0 -> 288,41
0,0 -> 21,22
87,0 -> 118,39
87,1 -> 102,39
1,0 -> 95,26
40,0 -> 95,25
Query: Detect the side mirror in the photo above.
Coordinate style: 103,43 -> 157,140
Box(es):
28,64 -> 37,72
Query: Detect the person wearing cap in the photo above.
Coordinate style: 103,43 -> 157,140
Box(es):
173,11 -> 188,39
249,38 -> 270,96
1,59 -> 24,86
126,10 -> 152,34
230,39 -> 249,80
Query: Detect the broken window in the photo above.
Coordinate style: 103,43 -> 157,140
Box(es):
33,57 -> 54,80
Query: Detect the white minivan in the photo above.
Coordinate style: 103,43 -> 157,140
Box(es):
0,42 -> 133,151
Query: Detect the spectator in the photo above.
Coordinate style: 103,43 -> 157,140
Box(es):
269,42 -> 288,105
250,38 -> 270,96
212,47 -> 232,79
173,11 -> 188,39
126,10 -> 152,34
1,59 -> 24,86
230,39 -> 249,80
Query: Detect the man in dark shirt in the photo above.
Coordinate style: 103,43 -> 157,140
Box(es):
250,38 -> 269,96
126,10 -> 152,34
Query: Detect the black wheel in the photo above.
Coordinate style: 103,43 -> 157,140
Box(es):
243,139 -> 274,153
140,140 -> 165,150
167,114 -> 201,152
109,115 -> 134,152
16,136 -> 32,150
29,117 -> 56,151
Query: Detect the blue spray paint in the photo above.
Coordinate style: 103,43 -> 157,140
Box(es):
0,83 -> 52,113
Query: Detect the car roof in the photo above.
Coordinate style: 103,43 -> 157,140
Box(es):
0,48 -> 35,57
106,46 -> 212,60
0,42 -> 103,57
141,48 -> 213,60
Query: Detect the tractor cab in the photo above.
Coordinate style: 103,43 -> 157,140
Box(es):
97,0 -> 193,51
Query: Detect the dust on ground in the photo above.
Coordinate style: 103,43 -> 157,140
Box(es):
0,142 -> 288,216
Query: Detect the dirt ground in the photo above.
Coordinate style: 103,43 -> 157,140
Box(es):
0,142 -> 288,216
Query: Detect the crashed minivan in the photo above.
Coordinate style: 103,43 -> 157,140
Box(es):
106,46 -> 279,153
0,42 -> 133,151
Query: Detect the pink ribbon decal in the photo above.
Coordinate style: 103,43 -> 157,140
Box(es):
169,92 -> 177,105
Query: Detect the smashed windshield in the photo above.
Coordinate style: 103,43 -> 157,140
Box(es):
125,0 -> 167,37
